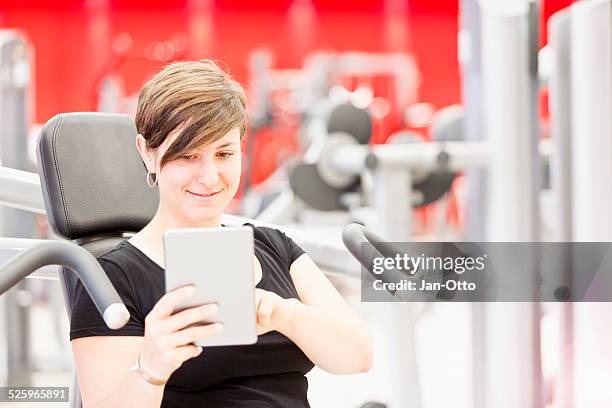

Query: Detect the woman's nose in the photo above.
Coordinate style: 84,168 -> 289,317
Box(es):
196,158 -> 220,187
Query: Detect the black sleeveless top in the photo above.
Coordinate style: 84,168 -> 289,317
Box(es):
70,225 -> 315,407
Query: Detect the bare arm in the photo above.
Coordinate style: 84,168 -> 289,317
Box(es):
255,254 -> 374,375
72,337 -> 165,408
72,286 -> 221,407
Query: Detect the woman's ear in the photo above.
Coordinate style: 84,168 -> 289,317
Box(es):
135,134 -> 156,173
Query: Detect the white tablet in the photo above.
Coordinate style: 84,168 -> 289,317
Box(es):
163,226 -> 257,347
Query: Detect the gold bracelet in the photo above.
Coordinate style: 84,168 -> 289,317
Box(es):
129,353 -> 166,386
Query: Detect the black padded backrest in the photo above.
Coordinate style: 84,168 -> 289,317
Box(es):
37,112 -> 159,240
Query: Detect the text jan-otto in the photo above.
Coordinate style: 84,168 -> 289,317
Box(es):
373,279 -> 477,292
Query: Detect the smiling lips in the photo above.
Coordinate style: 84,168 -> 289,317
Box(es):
187,189 -> 221,200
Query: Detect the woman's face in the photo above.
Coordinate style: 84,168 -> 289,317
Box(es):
143,127 -> 242,227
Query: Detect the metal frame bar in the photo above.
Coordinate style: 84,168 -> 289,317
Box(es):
569,2 -> 612,407
479,1 -> 543,407
327,141 -> 491,173
0,167 -> 45,215
548,9 -> 574,408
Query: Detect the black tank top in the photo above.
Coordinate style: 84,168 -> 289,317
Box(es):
70,225 -> 315,407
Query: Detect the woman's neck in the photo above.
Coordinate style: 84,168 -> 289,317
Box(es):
129,206 -> 223,268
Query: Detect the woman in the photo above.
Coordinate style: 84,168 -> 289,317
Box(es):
70,60 -> 373,408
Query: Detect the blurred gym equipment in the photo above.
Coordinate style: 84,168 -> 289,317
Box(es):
242,51 -> 421,224
289,104 -> 462,213
0,29 -> 37,387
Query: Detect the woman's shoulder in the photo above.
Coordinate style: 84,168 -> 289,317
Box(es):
245,223 -> 288,248
97,240 -> 132,263
245,223 -> 306,267
96,240 -> 152,276
248,223 -> 282,241
93,240 -> 163,301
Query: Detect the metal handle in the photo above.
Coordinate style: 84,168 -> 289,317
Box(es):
0,240 -> 130,329
341,223 -> 413,297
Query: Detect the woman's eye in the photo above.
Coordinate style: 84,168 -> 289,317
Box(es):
217,152 -> 235,159
181,154 -> 197,160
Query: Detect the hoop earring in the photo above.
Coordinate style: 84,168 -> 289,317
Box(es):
146,171 -> 158,187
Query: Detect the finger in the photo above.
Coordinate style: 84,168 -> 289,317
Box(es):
175,344 -> 204,363
167,323 -> 224,347
253,289 -> 262,314
150,285 -> 196,319
254,289 -> 263,305
162,303 -> 219,333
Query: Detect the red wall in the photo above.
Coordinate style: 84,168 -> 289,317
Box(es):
0,0 -> 461,123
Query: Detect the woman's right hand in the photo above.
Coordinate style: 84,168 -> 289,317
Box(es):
139,285 -> 223,384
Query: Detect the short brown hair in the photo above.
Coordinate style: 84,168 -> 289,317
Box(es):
135,59 -> 247,169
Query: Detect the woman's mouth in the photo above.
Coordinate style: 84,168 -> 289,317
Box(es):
187,189 -> 221,200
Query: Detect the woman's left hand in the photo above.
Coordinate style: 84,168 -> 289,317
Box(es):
254,288 -> 300,335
